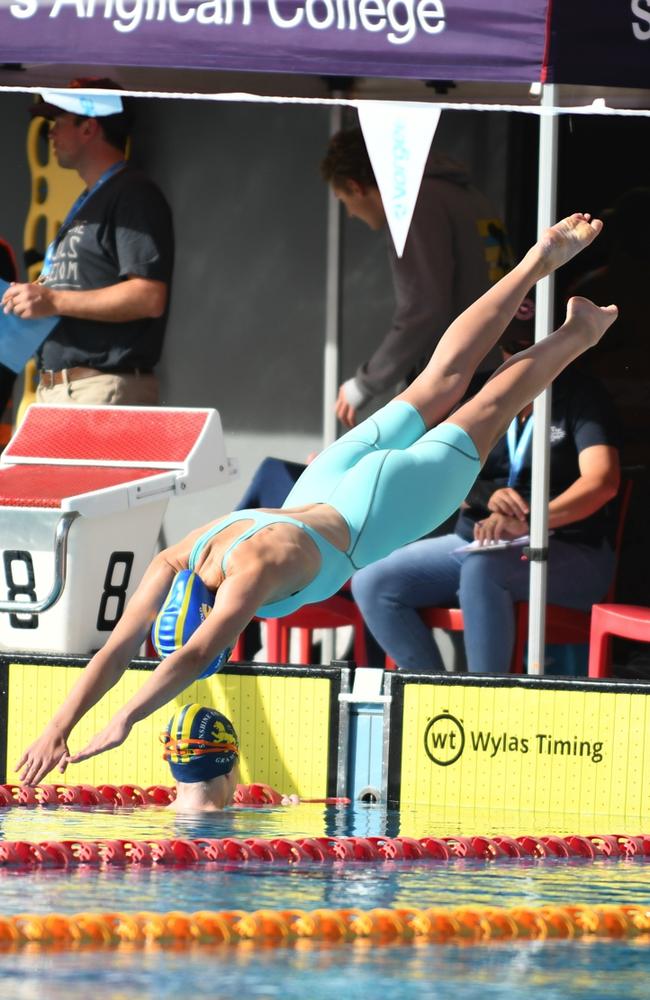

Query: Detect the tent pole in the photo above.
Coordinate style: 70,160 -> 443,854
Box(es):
323,100 -> 343,449
526,82 -> 559,675
321,100 -> 343,665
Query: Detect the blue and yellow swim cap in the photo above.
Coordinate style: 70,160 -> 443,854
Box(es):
151,570 -> 231,679
161,703 -> 239,783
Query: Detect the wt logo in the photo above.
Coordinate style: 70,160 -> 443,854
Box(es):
424,710 -> 465,767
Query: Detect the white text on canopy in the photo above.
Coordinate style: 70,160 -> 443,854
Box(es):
9,0 -> 446,43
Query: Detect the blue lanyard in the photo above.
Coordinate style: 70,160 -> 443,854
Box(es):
506,414 -> 533,487
41,160 -> 126,277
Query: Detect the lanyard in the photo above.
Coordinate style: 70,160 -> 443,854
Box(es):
41,160 -> 126,277
506,414 -> 533,487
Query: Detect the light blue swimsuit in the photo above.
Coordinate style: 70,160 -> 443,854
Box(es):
189,400 -> 480,618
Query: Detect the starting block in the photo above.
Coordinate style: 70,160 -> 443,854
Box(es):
0,404 -> 237,654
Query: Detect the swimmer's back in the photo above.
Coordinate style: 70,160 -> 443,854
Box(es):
164,505 -> 352,614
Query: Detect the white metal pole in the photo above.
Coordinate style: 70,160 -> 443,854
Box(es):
526,82 -> 559,675
322,101 -> 343,449
321,101 -> 343,664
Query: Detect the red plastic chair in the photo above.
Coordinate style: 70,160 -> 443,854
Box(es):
510,602 -> 598,674
260,592 -> 368,666
385,481 -> 632,674
216,602 -> 367,667
588,604 -> 650,678
231,631 -> 247,662
385,597 -> 611,676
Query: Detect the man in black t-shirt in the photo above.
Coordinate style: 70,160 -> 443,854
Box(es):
0,79 -> 173,406
352,319 -> 622,674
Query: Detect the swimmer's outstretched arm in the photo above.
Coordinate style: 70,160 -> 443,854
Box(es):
65,566 -> 273,769
15,552 -> 179,785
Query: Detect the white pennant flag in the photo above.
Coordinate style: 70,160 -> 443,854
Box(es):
358,102 -> 442,258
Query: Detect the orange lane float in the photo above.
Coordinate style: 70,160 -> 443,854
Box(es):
1,833 -> 650,869
0,905 -> 650,949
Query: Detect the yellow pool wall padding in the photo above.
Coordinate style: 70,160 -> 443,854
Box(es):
5,663 -> 333,798
399,682 -> 650,821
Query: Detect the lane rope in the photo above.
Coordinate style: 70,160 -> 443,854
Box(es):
0,904 -> 649,948
1,833 -> 649,868
0,783 -> 348,808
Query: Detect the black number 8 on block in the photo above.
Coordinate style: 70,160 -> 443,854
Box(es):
97,552 -> 134,630
3,550 -> 38,629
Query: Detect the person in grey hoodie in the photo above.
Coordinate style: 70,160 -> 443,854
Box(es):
322,127 -> 511,427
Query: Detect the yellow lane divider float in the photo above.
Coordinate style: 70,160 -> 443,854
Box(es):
1,905 -> 650,949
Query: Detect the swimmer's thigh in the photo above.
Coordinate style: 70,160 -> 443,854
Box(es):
344,423 -> 481,568
283,399 -> 426,508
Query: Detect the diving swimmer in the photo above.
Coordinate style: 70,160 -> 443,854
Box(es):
16,213 -> 618,785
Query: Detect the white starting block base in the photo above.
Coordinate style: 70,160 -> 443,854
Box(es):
0,501 -> 167,654
0,404 -> 237,657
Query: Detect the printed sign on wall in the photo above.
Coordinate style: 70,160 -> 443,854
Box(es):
398,680 -> 650,822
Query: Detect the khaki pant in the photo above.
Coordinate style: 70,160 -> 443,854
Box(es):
37,371 -> 160,406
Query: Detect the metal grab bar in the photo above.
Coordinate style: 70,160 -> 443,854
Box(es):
0,512 -> 79,614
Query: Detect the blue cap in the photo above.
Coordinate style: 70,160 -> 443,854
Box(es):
152,570 -> 231,679
162,704 -> 239,783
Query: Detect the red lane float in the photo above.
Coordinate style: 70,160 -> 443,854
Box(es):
0,783 -> 351,809
0,783 -> 176,808
232,785 -> 349,806
1,833 -> 650,870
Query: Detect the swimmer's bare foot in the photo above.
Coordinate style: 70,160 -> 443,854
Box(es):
534,213 -> 603,275
565,296 -> 618,348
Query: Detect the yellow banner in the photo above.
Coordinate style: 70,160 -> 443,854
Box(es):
5,662 -> 334,800
399,681 -> 650,823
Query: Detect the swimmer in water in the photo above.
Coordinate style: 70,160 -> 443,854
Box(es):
161,703 -> 298,812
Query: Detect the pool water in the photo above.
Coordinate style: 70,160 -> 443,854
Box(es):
4,940 -> 650,1000
1,803 -> 649,1000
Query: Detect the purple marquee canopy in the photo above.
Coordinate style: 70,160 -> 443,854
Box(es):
0,0 -> 648,89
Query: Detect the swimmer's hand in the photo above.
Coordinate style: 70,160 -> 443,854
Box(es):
281,794 -> 301,806
66,713 -> 133,766
16,726 -> 70,786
